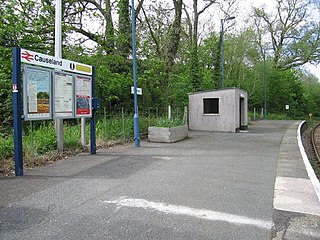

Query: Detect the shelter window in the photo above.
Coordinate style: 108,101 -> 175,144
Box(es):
203,98 -> 219,114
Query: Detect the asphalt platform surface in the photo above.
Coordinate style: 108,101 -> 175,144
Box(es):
1,120 -> 319,240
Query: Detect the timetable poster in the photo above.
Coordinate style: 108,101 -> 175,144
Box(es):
24,67 -> 51,120
54,72 -> 74,118
75,75 -> 92,117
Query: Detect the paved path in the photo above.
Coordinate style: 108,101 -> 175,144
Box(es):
0,120 -> 319,239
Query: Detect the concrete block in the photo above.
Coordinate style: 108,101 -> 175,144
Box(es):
148,125 -> 188,143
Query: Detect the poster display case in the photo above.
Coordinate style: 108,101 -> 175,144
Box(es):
23,66 -> 52,120
75,75 -> 92,118
53,71 -> 74,118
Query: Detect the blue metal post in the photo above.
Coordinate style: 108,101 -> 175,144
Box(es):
12,47 -> 23,176
263,49 -> 267,120
221,19 -> 225,89
90,66 -> 96,154
131,0 -> 140,147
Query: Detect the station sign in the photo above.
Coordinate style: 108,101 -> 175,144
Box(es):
21,48 -> 92,75
131,86 -> 142,95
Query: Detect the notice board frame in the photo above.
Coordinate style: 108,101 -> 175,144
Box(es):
12,47 -> 96,177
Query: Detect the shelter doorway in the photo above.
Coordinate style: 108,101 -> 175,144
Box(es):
239,97 -> 246,130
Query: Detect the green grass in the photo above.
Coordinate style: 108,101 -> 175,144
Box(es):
24,123 -> 56,155
150,117 -> 185,128
0,136 -> 14,160
266,113 -> 291,120
0,115 -> 161,163
249,111 -> 294,120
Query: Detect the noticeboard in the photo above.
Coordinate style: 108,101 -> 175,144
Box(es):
20,49 -> 94,121
75,75 -> 92,117
53,71 -> 74,118
23,66 -> 52,120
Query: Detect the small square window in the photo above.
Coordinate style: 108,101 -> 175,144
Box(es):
203,98 -> 219,114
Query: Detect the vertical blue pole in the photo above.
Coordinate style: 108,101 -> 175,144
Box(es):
90,66 -> 96,154
263,49 -> 267,120
12,47 -> 23,176
221,19 -> 225,89
131,0 -> 140,147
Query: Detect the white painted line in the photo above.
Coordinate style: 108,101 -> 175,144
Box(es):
152,156 -> 173,160
104,197 -> 272,229
297,121 -> 320,202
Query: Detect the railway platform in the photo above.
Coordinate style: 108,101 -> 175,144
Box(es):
271,121 -> 320,239
0,120 -> 319,239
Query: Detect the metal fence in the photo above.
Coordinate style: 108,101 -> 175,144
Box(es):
94,105 -> 187,143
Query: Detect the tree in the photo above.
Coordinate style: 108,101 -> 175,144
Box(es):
253,0 -> 320,70
139,1 -> 183,74
164,0 -> 183,75
117,0 -> 131,57
189,0 -> 219,91
0,0 -> 56,131
64,0 -> 115,53
64,0 -> 145,54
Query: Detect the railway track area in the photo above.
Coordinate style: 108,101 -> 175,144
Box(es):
311,123 -> 320,163
307,122 -> 320,179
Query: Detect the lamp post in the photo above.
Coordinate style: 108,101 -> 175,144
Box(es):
131,0 -> 140,147
263,48 -> 267,120
55,0 -> 64,152
221,16 -> 235,89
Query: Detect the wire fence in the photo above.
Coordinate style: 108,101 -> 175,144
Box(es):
0,105 -> 188,162
94,105 -> 188,142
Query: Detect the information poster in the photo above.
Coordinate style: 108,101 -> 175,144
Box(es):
23,66 -> 51,120
75,75 -> 92,117
54,71 -> 74,118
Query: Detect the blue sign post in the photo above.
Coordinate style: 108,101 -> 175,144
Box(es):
131,0 -> 140,147
12,47 -> 23,176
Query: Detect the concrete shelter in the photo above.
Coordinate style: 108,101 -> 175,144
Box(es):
189,89 -> 248,132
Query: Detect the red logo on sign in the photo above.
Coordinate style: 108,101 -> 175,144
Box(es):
21,51 -> 34,62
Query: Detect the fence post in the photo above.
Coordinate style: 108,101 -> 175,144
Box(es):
148,107 -> 151,127
104,107 -> 107,143
168,105 -> 171,120
122,107 -> 125,139
183,106 -> 188,125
